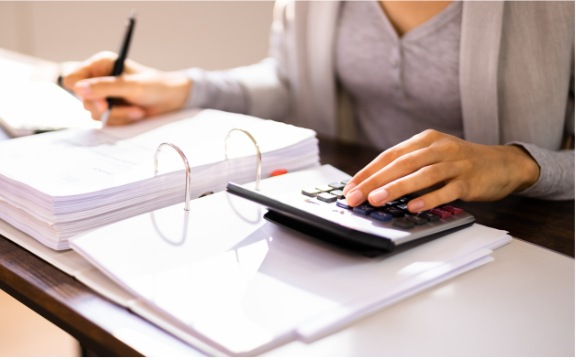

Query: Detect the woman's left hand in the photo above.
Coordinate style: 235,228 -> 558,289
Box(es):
342,129 -> 541,212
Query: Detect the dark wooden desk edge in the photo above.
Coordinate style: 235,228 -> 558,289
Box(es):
0,236 -> 143,356
0,138 -> 573,357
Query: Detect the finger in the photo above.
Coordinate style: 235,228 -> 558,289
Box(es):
408,181 -> 466,213
364,162 -> 459,209
349,147 -> 444,207
104,106 -> 146,126
73,75 -> 140,101
82,99 -> 107,120
343,129 -> 440,195
62,51 -> 118,90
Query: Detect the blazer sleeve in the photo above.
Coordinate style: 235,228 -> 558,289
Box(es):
510,47 -> 575,201
183,1 -> 291,121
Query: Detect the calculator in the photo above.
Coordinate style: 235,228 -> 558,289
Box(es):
226,180 -> 475,256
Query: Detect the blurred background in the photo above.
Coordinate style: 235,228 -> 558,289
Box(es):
0,1 -> 274,356
0,1 -> 274,71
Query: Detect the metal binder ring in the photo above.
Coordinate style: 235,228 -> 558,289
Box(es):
154,142 -> 191,211
225,128 -> 262,190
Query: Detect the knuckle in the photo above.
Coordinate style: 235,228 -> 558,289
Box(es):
386,181 -> 403,198
424,165 -> 442,180
451,181 -> 467,198
421,129 -> 438,139
443,141 -> 461,153
99,51 -> 118,60
397,153 -> 417,172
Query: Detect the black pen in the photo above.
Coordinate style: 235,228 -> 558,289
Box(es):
101,10 -> 137,126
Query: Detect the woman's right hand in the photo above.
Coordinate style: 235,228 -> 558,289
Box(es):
62,51 -> 192,126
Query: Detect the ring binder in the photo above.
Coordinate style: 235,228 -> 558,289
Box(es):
150,210 -> 189,246
154,142 -> 191,211
225,128 -> 262,191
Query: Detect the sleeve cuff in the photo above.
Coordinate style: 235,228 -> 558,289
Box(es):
507,141 -> 575,200
183,68 -> 210,109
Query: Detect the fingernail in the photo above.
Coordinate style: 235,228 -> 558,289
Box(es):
75,81 -> 91,96
128,109 -> 144,120
343,182 -> 356,194
369,188 -> 388,205
410,199 -> 425,212
347,190 -> 363,206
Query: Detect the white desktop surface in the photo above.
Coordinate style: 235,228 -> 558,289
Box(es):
263,238 -> 574,357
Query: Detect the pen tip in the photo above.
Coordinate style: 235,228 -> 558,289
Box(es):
129,9 -> 137,20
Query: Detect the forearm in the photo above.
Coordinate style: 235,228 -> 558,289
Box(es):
184,68 -> 248,114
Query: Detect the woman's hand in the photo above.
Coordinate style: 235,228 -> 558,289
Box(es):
62,51 -> 191,126
343,129 -> 541,212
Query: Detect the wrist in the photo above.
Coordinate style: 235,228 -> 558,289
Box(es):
165,71 -> 192,111
504,144 -> 541,192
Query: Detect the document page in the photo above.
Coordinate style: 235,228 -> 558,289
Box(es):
0,110 -> 316,197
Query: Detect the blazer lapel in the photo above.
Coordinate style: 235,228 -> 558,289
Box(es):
460,1 -> 504,145
306,1 -> 341,138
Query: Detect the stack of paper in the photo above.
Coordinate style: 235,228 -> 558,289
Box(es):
71,165 -> 512,356
0,82 -> 100,137
0,109 -> 319,250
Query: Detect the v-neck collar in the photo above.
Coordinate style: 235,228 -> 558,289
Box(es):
374,1 -> 463,43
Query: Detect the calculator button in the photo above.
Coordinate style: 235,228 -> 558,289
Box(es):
443,205 -> 463,215
396,204 -> 408,211
405,215 -> 427,226
336,199 -> 352,209
430,208 -> 452,219
371,211 -> 393,222
340,179 -> 351,186
353,204 -> 376,215
302,187 -> 321,197
418,212 -> 440,222
315,185 -> 333,192
317,193 -> 337,203
330,190 -> 344,199
404,193 -> 420,200
383,208 -> 405,218
328,182 -> 345,190
398,197 -> 409,203
393,219 -> 415,229
386,200 -> 401,206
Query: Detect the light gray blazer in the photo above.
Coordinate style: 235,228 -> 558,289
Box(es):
225,1 -> 575,200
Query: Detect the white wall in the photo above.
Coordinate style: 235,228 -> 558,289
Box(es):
0,1 -> 275,71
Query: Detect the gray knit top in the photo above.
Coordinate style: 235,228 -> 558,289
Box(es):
183,1 -> 574,200
186,1 -> 464,151
336,1 -> 463,149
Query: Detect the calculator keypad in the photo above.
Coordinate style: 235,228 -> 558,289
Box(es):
353,204 -> 376,215
336,199 -> 352,209
317,193 -> 337,203
300,182 -> 465,231
330,190 -> 345,199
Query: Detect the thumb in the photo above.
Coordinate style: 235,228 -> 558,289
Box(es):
73,76 -> 140,101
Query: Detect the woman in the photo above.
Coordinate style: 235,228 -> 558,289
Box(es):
63,1 -> 575,213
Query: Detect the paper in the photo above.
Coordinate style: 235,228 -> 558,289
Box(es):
0,82 -> 99,137
0,109 -> 319,249
71,165 -> 511,355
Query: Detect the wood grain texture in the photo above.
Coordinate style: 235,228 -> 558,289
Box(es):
0,137 -> 572,357
0,238 -> 142,356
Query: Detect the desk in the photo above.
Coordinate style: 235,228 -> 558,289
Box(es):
0,135 -> 573,356
0,49 -> 573,356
